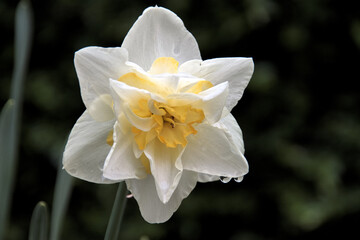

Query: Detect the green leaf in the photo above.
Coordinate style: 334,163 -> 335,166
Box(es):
29,201 -> 49,240
0,100 -> 17,238
0,0 -> 33,238
104,182 -> 128,240
11,0 -> 33,102
49,161 -> 73,240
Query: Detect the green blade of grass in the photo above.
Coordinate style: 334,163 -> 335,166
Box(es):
0,1 -> 33,238
29,202 -> 49,240
49,160 -> 73,240
0,100 -> 16,238
104,182 -> 128,240
11,0 -> 33,102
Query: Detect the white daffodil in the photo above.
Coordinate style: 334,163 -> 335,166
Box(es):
63,6 -> 254,223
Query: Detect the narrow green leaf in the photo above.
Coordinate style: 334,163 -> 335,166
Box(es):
0,100 -> 16,238
0,0 -> 33,238
104,182 -> 128,240
11,0 -> 33,102
29,201 -> 49,240
49,160 -> 73,240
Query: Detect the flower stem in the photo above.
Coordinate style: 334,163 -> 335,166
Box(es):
104,182 -> 128,240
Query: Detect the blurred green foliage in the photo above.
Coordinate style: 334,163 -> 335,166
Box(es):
0,0 -> 32,238
29,201 -> 48,240
1,0 -> 359,239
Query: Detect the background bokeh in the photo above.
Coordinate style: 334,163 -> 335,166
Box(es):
1,0 -> 360,239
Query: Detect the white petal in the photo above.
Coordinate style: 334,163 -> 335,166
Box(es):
110,80 -> 157,131
75,47 -> 129,108
126,61 -> 183,92
126,170 -> 198,223
152,75 -> 180,93
62,110 -> 116,183
177,75 -> 207,92
122,7 -> 201,71
166,92 -> 202,107
122,102 -> 155,132
195,81 -> 229,124
178,59 -> 202,75
167,82 -> 229,124
179,57 -> 254,111
197,173 -> 219,183
144,139 -> 184,204
88,94 -> 114,122
182,123 -> 248,178
110,79 -> 165,107
214,112 -> 245,154
110,79 -> 151,104
103,121 -> 147,180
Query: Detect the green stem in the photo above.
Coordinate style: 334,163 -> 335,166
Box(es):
104,182 -> 128,240
29,201 -> 49,240
49,161 -> 73,240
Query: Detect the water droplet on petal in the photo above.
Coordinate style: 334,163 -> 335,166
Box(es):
234,176 -> 244,183
220,176 -> 231,183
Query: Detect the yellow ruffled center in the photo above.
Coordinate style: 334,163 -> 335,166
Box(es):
131,99 -> 205,150
109,57 -> 212,150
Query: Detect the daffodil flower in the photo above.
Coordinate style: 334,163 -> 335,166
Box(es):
63,6 -> 254,223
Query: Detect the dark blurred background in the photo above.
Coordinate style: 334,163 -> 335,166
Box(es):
1,0 -> 360,239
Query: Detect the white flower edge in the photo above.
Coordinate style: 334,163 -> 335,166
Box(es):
62,110 -> 116,183
182,115 -> 248,178
122,6 -> 201,71
74,47 -> 129,116
179,57 -> 254,111
126,170 -> 198,223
